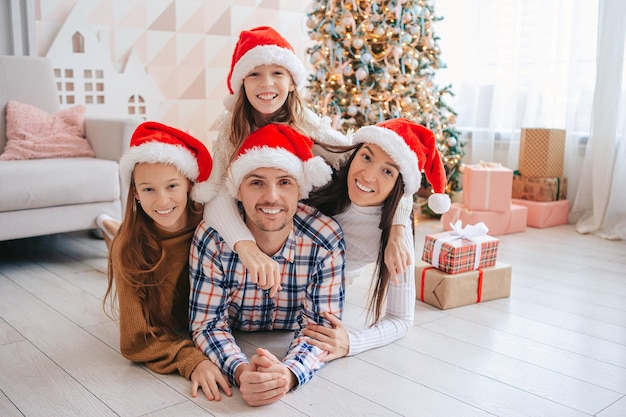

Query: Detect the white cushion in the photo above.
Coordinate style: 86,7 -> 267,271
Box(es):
0,158 -> 120,212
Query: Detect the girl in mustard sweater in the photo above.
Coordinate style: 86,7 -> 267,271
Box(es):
102,121 -> 231,402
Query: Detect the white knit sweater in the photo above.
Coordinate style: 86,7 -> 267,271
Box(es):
334,203 -> 415,356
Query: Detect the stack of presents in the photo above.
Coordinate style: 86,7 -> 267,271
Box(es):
414,128 -> 568,309
416,221 -> 512,309
441,127 -> 569,233
511,128 -> 570,227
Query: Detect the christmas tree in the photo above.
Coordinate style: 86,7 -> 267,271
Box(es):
304,0 -> 463,215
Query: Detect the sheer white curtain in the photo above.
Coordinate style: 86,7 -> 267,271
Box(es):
434,0 -> 625,240
570,0 -> 626,240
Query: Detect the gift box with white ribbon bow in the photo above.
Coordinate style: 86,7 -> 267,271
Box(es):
422,220 -> 499,275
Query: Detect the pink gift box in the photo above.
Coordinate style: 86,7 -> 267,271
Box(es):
512,199 -> 569,228
462,163 -> 513,212
441,203 -> 528,236
422,228 -> 499,275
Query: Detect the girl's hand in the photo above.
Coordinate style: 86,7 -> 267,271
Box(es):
303,312 -> 349,362
190,359 -> 232,402
384,224 -> 411,284
234,240 -> 282,297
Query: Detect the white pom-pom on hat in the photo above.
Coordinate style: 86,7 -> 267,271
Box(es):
428,193 -> 452,214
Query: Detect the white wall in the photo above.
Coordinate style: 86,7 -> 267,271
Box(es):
0,0 -> 36,56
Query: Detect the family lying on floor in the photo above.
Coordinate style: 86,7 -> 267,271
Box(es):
98,25 -> 450,407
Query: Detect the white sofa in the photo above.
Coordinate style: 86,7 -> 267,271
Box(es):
0,55 -> 142,241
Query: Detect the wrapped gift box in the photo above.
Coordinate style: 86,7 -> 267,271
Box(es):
518,128 -> 565,177
512,198 -> 569,228
462,163 -> 513,211
415,260 -> 512,310
441,203 -> 527,236
512,175 -> 567,202
422,225 -> 499,275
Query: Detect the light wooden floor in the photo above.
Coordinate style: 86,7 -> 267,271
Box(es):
0,219 -> 625,417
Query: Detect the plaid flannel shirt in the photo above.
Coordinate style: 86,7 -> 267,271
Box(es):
189,203 -> 346,388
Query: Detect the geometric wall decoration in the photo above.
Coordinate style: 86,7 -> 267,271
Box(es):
45,4 -> 163,121
35,0 -> 313,149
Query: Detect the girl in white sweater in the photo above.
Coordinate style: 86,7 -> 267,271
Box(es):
303,118 -> 451,359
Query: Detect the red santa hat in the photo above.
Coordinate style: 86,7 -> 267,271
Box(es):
119,121 -> 213,193
224,26 -> 307,111
226,124 -> 332,199
352,118 -> 451,214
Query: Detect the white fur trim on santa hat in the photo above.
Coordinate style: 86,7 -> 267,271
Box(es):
353,125 -> 421,196
225,45 -> 306,111
226,146 -> 331,199
119,141 -> 199,190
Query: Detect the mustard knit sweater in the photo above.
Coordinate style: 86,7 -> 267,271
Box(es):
114,218 -> 206,380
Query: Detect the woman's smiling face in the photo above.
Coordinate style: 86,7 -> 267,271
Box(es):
347,143 -> 400,206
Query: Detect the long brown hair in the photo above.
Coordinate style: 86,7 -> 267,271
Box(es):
305,143 -> 409,325
228,85 -> 305,165
102,177 -> 202,334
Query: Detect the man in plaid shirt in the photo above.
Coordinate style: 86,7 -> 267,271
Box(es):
189,124 -> 345,407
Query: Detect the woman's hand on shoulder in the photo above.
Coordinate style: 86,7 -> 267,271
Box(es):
234,240 -> 282,297
303,312 -> 349,362
191,359 -> 232,401
385,224 -> 412,283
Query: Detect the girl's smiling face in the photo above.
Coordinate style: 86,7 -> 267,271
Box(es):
243,64 -> 295,124
133,162 -> 191,233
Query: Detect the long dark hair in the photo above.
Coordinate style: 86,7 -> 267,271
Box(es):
306,143 -> 407,325
102,179 -> 202,335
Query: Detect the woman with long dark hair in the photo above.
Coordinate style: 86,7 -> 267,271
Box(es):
304,118 -> 451,359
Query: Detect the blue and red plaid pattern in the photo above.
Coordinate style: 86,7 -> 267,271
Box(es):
189,203 -> 345,388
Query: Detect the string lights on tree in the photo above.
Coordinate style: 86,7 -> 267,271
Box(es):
304,0 -> 464,215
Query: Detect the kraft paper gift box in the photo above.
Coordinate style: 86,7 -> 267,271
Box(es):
441,202 -> 528,236
415,260 -> 512,310
462,162 -> 513,212
422,221 -> 499,275
512,199 -> 570,228
512,174 -> 568,202
518,128 -> 566,177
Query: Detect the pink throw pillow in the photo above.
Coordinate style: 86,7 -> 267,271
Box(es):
0,101 -> 95,160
